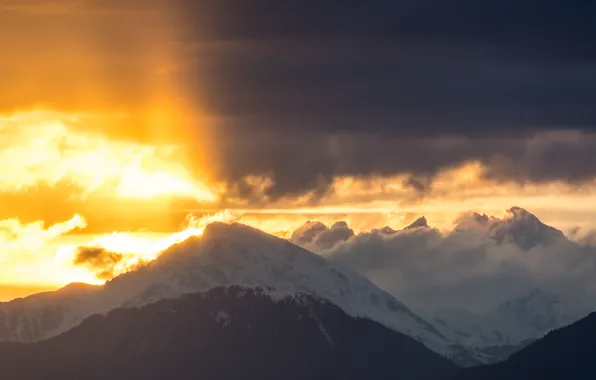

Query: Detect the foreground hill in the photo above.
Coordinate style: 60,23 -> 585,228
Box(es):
0,286 -> 458,380
456,311 -> 596,379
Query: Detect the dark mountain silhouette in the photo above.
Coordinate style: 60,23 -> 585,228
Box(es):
489,207 -> 566,250
404,216 -> 429,230
455,310 -> 596,379
379,225 -> 398,234
373,216 -> 428,236
0,286 -> 458,380
468,207 -> 566,250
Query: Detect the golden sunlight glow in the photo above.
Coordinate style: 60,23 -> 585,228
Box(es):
4,118 -> 596,298
0,110 -> 217,202
0,214 -> 91,287
0,214 -> 86,262
55,210 -> 239,281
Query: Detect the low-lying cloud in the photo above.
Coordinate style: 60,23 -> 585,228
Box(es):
291,221 -> 354,251
291,210 -> 596,313
0,214 -> 88,285
0,214 -> 86,262
73,247 -> 124,280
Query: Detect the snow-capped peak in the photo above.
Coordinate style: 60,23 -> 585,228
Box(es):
456,207 -> 566,250
0,222 -> 452,356
108,223 -> 449,351
491,207 -> 565,250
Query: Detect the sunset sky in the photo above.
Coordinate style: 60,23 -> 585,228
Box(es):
1,0 -> 596,301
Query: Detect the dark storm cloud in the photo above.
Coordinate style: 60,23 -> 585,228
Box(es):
172,0 -> 596,133
4,0 -> 596,197
174,0 -> 595,53
73,247 -> 123,280
167,0 -> 596,196
184,38 -> 596,136
204,132 -> 596,199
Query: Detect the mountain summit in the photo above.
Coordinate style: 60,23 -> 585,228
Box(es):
108,222 -> 450,353
405,216 -> 429,230
0,222 -> 451,356
490,207 -> 566,250
456,207 -> 566,250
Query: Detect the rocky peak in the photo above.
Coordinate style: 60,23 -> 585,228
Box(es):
405,217 -> 429,230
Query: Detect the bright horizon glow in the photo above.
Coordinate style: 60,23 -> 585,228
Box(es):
0,109 -> 220,297
0,110 -> 217,202
55,210 -> 238,282
3,110 -> 596,301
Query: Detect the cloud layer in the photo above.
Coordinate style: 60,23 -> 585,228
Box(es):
2,1 -> 596,198
0,214 -> 89,285
72,247 -> 124,280
292,210 -> 596,313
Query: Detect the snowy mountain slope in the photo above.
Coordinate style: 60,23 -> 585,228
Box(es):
0,287 -> 458,380
456,310 -> 596,380
0,223 -> 452,357
492,289 -> 585,338
104,222 -> 451,354
424,307 -> 533,365
423,289 -> 586,363
0,283 -> 102,342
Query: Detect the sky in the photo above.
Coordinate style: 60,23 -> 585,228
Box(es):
1,0 -> 596,302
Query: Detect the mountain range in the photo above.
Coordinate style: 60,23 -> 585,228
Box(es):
0,223 -> 454,357
5,282 -> 595,380
291,206 -> 567,253
467,206 -> 566,250
1,208 -> 593,378
289,206 -> 589,364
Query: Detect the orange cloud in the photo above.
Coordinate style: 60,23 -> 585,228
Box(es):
0,110 -> 216,202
